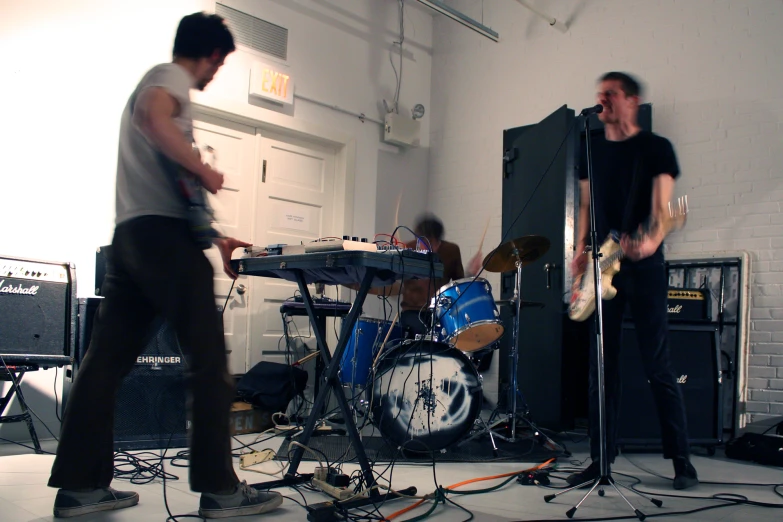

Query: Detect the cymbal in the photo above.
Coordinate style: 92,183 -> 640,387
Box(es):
482,235 -> 550,273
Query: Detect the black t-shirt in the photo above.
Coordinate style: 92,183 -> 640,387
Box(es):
578,131 -> 680,257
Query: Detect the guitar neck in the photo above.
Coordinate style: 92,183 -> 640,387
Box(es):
597,248 -> 624,272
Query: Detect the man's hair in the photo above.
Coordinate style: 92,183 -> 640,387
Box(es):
173,12 -> 236,60
414,213 -> 445,241
599,71 -> 643,98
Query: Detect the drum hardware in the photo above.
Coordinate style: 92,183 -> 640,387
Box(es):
463,236 -> 565,453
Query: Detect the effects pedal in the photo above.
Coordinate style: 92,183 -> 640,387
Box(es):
517,470 -> 550,486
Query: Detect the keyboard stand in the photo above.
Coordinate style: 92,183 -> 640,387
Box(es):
233,251 -> 441,503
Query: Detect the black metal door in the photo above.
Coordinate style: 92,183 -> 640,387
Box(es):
499,105 -> 579,429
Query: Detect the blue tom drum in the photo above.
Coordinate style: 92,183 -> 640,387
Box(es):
434,277 -> 504,352
339,318 -> 402,387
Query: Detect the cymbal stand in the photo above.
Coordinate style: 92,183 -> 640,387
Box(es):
460,250 -> 564,455
490,256 -> 562,451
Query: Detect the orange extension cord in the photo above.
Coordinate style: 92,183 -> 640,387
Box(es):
383,458 -> 557,521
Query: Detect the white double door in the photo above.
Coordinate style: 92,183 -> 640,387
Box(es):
193,113 -> 339,375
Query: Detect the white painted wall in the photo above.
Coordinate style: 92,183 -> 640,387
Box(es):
0,0 -> 433,443
429,0 -> 783,417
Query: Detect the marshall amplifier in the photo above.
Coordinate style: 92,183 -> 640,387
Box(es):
0,255 -> 76,367
665,288 -> 711,322
624,288 -> 710,323
618,322 -> 722,451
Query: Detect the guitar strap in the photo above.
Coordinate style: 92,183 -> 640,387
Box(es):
619,136 -> 646,238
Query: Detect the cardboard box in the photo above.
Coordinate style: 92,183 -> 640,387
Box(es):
229,402 -> 274,435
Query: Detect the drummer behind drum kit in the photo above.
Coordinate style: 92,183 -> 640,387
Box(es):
337,235 -> 566,456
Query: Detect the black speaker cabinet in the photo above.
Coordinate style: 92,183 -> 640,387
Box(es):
113,319 -> 188,451
618,322 -> 722,451
66,298 -> 189,451
0,255 -> 76,367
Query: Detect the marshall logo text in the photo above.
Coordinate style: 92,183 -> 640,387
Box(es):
0,279 -> 40,296
668,304 -> 683,314
136,356 -> 182,365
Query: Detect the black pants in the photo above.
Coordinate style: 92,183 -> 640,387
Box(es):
48,217 -> 237,493
587,256 -> 690,463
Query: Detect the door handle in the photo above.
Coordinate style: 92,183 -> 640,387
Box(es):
237,284 -> 247,295
544,263 -> 556,290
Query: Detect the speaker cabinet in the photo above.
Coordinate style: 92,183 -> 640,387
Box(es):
618,322 -> 722,450
67,298 -> 189,451
0,256 -> 76,367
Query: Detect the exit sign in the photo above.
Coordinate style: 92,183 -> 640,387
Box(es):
249,62 -> 294,106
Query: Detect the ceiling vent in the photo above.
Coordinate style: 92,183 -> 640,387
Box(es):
216,3 -> 288,61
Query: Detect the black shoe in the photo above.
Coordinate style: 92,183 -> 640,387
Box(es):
199,480 -> 283,519
53,487 -> 139,518
566,461 -> 603,488
673,457 -> 699,490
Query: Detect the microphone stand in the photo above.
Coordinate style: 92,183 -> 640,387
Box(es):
543,113 -> 662,520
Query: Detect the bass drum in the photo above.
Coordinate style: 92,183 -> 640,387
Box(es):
369,339 -> 482,452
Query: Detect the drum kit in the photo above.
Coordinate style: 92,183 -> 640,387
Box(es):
336,235 -> 563,456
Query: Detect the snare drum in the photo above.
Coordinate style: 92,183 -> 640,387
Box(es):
339,318 -> 402,387
434,278 -> 504,352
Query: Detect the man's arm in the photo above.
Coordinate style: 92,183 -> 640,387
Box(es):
571,179 -> 591,275
132,87 -> 223,193
621,174 -> 676,260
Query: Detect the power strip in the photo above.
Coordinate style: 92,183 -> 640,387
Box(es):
274,425 -> 301,435
312,478 -> 354,500
240,449 -> 275,468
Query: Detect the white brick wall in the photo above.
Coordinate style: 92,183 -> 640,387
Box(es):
429,0 -> 783,419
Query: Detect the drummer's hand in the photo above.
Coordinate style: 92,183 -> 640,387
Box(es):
466,250 -> 483,278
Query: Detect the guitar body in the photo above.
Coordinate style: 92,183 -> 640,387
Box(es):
568,236 -> 622,322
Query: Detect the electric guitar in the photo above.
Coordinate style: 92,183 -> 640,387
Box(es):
568,196 -> 688,322
178,144 -> 221,249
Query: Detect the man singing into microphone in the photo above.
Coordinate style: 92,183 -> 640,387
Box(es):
568,72 -> 698,490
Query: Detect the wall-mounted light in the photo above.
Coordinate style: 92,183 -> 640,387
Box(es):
412,104 -> 426,120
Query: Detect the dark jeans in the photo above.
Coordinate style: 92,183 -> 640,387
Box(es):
587,255 -> 690,463
48,216 -> 237,493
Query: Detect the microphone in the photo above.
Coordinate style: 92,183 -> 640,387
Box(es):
580,104 -> 604,116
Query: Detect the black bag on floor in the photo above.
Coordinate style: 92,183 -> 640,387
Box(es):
236,361 -> 308,412
725,432 -> 783,467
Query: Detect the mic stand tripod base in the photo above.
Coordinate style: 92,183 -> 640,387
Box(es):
542,472 -> 662,521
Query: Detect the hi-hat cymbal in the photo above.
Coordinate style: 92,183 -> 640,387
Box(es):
482,235 -> 550,273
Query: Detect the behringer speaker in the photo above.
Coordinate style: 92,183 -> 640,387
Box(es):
617,322 -> 722,452
70,298 -> 189,451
